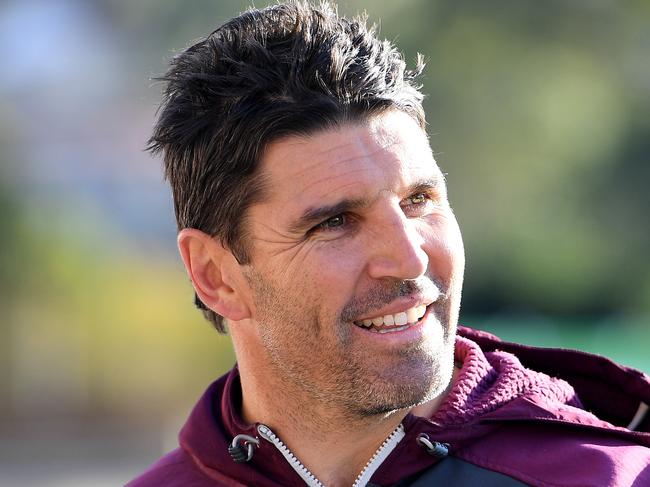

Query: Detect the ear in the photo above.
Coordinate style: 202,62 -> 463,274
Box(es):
177,228 -> 251,322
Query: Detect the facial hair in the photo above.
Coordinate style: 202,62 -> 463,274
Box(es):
245,268 -> 457,420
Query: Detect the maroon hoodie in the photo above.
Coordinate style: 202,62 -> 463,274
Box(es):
127,326 -> 650,486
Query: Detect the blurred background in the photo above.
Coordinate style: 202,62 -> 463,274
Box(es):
0,0 -> 648,485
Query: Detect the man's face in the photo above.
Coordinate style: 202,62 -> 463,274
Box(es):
241,110 -> 465,418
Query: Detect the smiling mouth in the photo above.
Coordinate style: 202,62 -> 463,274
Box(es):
353,305 -> 428,334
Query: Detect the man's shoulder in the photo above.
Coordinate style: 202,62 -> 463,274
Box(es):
430,327 -> 650,485
456,419 -> 650,486
458,325 -> 650,432
402,433 -> 650,487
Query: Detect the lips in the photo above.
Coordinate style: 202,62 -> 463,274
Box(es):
350,283 -> 444,335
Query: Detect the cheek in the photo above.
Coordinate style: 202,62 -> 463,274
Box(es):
318,238 -> 368,276
422,217 -> 465,280
259,243 -> 364,318
303,240 -> 367,313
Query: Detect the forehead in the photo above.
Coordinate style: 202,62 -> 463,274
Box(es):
258,111 -> 440,212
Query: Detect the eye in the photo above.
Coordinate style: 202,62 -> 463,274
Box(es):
401,191 -> 442,217
406,193 -> 429,205
317,214 -> 347,230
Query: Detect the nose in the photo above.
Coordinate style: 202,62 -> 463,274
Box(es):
366,205 -> 429,281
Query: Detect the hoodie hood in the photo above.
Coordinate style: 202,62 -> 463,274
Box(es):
430,333 -> 582,426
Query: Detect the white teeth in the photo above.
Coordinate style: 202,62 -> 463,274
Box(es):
394,312 -> 408,326
406,307 -> 418,323
417,305 -> 427,319
357,304 -> 429,328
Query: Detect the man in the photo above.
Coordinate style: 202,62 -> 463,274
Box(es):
129,2 -> 650,485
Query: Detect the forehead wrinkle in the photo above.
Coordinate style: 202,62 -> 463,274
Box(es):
298,164 -> 377,196
284,144 -> 385,188
268,117 -> 426,190
287,146 -> 413,206
285,124 -> 406,179
270,134 -> 359,180
274,150 -> 440,214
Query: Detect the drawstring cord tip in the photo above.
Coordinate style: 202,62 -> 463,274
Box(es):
416,433 -> 450,458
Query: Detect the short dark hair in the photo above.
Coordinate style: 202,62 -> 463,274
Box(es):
149,1 -> 426,332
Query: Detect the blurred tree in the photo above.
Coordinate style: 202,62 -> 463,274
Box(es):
351,0 -> 650,317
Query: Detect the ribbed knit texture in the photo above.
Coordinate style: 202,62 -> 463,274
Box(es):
432,336 -> 583,426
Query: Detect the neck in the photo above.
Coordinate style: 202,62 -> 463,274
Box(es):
241,373 -> 402,486
237,362 -> 455,486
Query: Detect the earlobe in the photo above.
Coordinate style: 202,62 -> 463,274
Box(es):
177,229 -> 251,322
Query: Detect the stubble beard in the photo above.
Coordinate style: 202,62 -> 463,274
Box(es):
246,268 -> 457,422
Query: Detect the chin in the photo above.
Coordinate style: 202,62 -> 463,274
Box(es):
347,339 -> 456,418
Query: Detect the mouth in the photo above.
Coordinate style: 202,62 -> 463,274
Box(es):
353,304 -> 429,334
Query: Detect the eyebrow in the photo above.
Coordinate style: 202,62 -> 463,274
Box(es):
409,176 -> 447,197
288,197 -> 371,234
287,176 -> 446,234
